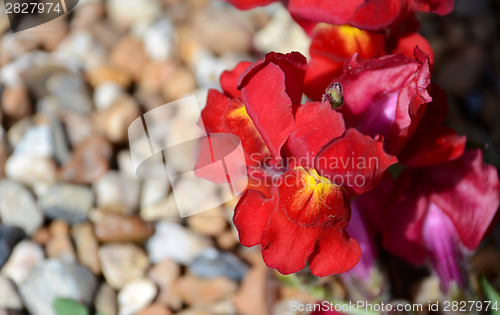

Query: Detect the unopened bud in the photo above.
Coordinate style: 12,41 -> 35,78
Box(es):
322,82 -> 344,109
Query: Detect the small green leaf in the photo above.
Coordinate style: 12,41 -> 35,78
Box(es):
53,298 -> 89,315
481,278 -> 500,315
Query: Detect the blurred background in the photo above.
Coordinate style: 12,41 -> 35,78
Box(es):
0,0 -> 499,314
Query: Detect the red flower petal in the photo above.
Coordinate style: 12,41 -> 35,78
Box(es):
233,189 -> 276,247
287,0 -> 362,27
304,24 -> 385,100
260,167 -> 352,275
309,225 -> 361,276
398,86 -> 466,167
261,205 -> 324,274
423,150 -> 500,250
238,51 -> 307,105
223,98 -> 271,166
276,167 -> 349,226
240,62 -> 295,159
380,171 -> 429,265
225,0 -> 277,10
351,0 -> 404,30
220,61 -> 252,98
286,101 -> 345,168
338,48 -> 432,154
200,89 -> 232,133
411,0 -> 455,15
315,128 -> 397,197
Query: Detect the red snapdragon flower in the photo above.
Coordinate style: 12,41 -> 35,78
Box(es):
199,51 -> 397,276
225,0 -> 455,31
304,23 -> 434,101
380,149 -> 500,290
334,47 -> 432,155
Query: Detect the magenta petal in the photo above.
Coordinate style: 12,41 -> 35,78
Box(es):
422,202 -> 467,292
422,149 -> 500,250
240,62 -> 294,159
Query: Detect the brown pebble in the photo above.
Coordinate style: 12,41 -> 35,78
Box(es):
176,275 -> 237,306
136,304 -> 173,315
1,84 -> 31,121
86,66 -> 132,89
147,259 -> 182,310
94,95 -> 141,144
187,207 -> 227,237
94,210 -> 155,244
72,222 -> 101,275
110,36 -> 149,82
216,230 -> 238,250
31,227 -> 51,246
233,266 -> 279,315
59,135 -> 112,184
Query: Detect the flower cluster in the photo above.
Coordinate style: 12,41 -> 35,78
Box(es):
198,0 -> 500,296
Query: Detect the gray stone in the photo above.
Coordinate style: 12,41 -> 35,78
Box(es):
38,184 -> 94,224
190,248 -> 249,282
146,222 -> 212,265
0,180 -> 44,235
1,240 -> 45,285
18,259 -> 97,315
0,275 -> 23,310
47,73 -> 93,114
0,224 -> 25,268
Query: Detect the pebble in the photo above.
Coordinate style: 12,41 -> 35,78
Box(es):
140,194 -> 181,222
142,19 -> 175,61
0,84 -> 31,121
0,275 -> 23,310
233,265 -> 279,315
18,259 -> 97,315
93,171 -> 140,215
99,243 -> 150,289
0,225 -> 25,268
1,241 -> 45,285
59,111 -> 94,147
107,0 -> 160,28
147,259 -> 182,310
216,230 -> 239,250
31,227 -> 51,246
146,222 -> 212,265
175,275 -> 237,305
136,304 -> 173,315
187,207 -> 227,236
71,222 -> 101,275
110,36 -> 149,81
94,81 -> 125,111
47,73 -> 93,114
0,180 -> 44,235
117,278 -> 158,315
161,64 -> 197,101
46,220 -> 76,263
95,283 -> 118,315
190,248 -> 248,282
38,184 -> 94,224
0,140 -> 6,179
93,210 -> 155,243
140,179 -> 170,209
5,155 -> 57,188
96,95 -> 141,144
13,124 -> 52,158
59,135 -> 113,184
87,66 -> 132,89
